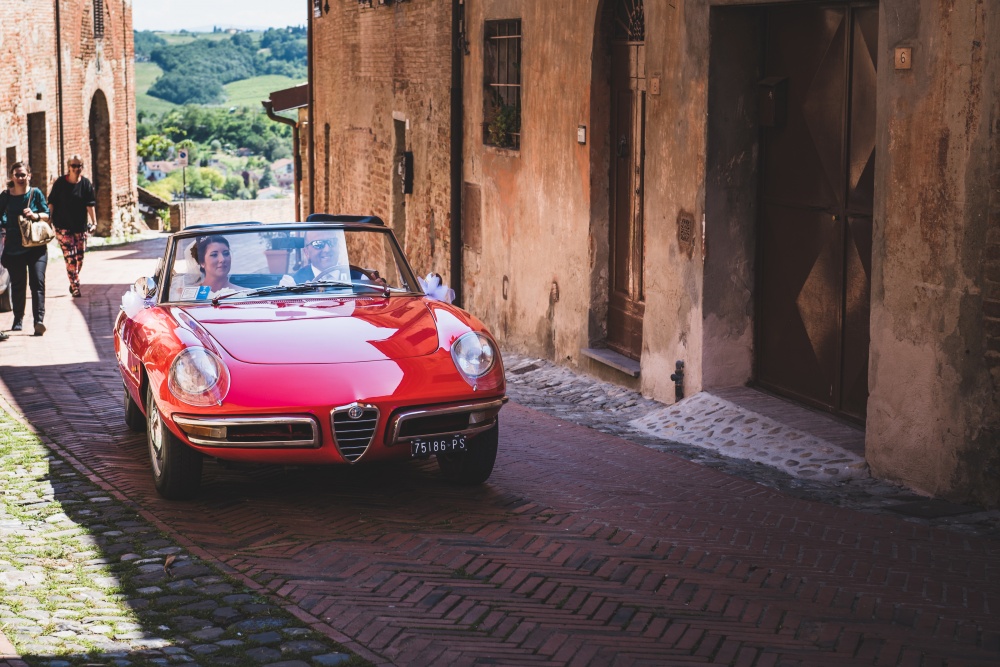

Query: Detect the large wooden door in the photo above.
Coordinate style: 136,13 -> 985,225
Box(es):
607,2 -> 646,361
757,4 -> 877,421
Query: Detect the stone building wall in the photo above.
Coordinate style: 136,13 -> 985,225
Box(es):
0,0 -> 137,236
865,1 -> 999,505
456,0 -> 999,505
309,0 -> 999,505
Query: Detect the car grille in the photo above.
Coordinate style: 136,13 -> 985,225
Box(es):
331,404 -> 379,462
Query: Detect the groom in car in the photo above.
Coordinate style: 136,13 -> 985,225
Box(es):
292,230 -> 350,283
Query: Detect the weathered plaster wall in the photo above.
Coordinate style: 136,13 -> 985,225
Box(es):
868,0 -> 999,505
637,2 -> 710,402
310,0 -> 453,280
702,7 -> 759,390
461,1 -> 733,405
462,0 -> 600,365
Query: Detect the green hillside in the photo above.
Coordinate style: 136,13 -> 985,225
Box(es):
224,75 -> 304,109
155,30 -> 263,46
136,63 -> 302,117
135,62 -> 177,116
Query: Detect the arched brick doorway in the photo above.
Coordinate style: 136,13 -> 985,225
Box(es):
88,90 -> 112,234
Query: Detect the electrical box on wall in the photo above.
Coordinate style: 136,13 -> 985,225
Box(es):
397,151 -> 413,194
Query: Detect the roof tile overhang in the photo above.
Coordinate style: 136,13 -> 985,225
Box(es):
267,83 -> 309,112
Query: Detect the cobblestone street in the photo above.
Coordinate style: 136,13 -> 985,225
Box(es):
0,235 -> 998,667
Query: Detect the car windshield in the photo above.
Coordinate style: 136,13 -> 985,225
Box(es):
161,225 -> 420,304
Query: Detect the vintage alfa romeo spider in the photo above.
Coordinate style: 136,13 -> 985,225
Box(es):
114,215 -> 505,499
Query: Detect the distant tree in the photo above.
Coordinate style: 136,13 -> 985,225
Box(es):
230,32 -> 255,51
149,72 -> 224,105
137,134 -> 172,161
221,175 -> 251,200
258,166 -> 273,188
262,135 -> 292,162
134,30 -> 167,59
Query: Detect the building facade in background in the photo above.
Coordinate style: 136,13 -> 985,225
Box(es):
0,0 -> 138,235
309,0 -> 999,507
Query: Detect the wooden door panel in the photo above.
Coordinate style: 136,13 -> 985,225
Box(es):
841,215 -> 872,420
608,40 -> 645,360
758,204 -> 843,405
757,4 -> 876,421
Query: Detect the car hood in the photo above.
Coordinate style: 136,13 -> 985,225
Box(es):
176,296 -> 441,364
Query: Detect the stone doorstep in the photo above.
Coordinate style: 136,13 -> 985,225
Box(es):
629,391 -> 870,482
580,347 -> 641,377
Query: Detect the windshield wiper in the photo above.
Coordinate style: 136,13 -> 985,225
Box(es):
306,276 -> 394,298
211,283 -> 324,306
210,278 -> 394,306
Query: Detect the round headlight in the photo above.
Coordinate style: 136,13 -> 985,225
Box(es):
451,332 -> 495,379
168,347 -> 230,406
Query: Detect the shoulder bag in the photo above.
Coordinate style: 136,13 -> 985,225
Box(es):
18,188 -> 55,247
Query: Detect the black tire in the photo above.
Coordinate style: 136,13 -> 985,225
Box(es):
146,385 -> 203,500
124,385 -> 146,432
437,422 -> 498,485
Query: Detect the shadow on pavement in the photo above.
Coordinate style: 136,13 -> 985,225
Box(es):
0,235 -> 377,666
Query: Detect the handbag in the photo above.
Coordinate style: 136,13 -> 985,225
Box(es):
17,189 -> 55,247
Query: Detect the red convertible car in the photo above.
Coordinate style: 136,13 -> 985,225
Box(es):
114,215 -> 506,499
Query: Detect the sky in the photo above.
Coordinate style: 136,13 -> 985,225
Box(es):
133,0 -> 306,32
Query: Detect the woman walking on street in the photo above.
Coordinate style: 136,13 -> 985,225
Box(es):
48,154 -> 97,298
0,161 -> 51,337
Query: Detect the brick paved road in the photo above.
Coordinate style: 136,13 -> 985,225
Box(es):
1,237 -> 999,666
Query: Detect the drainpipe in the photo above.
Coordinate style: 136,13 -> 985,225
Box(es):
54,0 -> 65,168
262,100 -> 301,221
449,0 -> 467,307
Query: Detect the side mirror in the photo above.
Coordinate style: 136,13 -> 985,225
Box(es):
134,277 -> 157,299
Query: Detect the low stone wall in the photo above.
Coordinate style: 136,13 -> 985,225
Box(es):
170,199 -> 296,230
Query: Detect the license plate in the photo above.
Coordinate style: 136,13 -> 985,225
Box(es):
411,435 -> 466,457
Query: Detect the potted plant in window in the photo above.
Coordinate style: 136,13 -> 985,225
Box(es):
486,93 -> 520,149
262,231 -> 299,274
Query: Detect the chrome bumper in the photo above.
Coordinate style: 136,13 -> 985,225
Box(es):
387,397 -> 507,445
173,415 -> 320,448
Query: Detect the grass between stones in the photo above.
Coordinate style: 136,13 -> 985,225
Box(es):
0,409 -> 369,667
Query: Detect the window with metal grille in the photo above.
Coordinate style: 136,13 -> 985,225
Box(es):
94,0 -> 105,39
483,19 -> 521,150
613,0 -> 644,41
313,0 -> 323,18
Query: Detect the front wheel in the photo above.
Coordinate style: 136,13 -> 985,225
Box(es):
436,423 -> 498,485
146,385 -> 203,500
